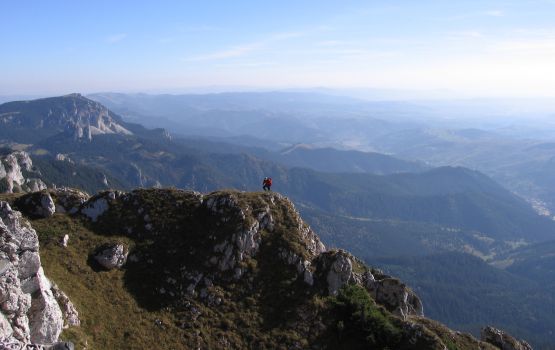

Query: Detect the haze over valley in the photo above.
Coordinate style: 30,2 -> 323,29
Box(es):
2,1 -> 555,349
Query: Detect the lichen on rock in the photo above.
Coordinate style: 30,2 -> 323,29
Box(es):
0,201 -> 74,348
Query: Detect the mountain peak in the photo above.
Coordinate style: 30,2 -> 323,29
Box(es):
0,94 -> 133,142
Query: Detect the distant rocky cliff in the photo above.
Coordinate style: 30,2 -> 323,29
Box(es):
0,151 -> 46,194
0,94 -> 132,143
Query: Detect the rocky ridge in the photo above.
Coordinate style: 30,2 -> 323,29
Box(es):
0,188 -> 531,349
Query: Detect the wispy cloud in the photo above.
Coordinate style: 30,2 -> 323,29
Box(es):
184,31 -> 307,62
106,33 -> 127,44
483,10 -> 504,17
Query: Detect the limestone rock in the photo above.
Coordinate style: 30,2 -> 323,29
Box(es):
366,276 -> 424,319
80,190 -> 124,221
51,188 -> 89,214
325,251 -> 353,296
94,243 -> 128,270
316,250 -> 423,319
51,283 -> 80,328
0,201 -> 70,347
14,192 -> 56,218
28,268 -> 63,343
60,234 -> 69,248
481,326 -> 533,350
0,151 -> 45,194
0,311 -> 13,340
26,179 -> 48,193
81,197 -> 109,222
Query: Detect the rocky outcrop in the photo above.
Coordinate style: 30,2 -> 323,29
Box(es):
14,192 -> 56,219
481,326 -> 533,350
0,151 -> 47,194
50,188 -> 89,215
80,190 -> 122,222
51,283 -> 80,328
13,188 -> 89,220
0,202 -> 69,347
205,194 -> 267,275
94,243 -> 128,270
315,250 -> 423,319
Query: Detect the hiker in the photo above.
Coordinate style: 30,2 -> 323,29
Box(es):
262,177 -> 272,191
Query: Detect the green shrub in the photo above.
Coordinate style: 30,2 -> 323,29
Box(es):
330,284 -> 402,348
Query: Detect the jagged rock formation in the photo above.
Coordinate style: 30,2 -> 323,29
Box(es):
0,202 -> 74,347
0,151 -> 46,194
315,249 -> 423,319
481,326 -> 533,350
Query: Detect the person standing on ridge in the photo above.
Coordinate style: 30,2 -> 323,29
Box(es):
262,177 -> 272,191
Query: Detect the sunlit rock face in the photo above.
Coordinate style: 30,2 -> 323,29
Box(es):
0,151 -> 47,194
0,202 -> 68,346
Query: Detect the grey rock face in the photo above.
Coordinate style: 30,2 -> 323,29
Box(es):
51,283 -> 80,328
325,251 -> 353,296
16,192 -> 56,218
94,244 -> 128,270
0,151 -> 46,194
51,188 -> 89,214
81,198 -> 109,222
316,250 -> 423,320
481,326 -> 533,350
80,190 -> 124,222
366,277 -> 424,319
28,268 -> 63,344
0,201 -> 68,347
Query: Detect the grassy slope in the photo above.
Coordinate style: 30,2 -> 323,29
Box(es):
33,214 -> 186,349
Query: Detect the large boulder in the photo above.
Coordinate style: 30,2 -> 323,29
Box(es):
481,326 -> 533,350
94,243 -> 128,270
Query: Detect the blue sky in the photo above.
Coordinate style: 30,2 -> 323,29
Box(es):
2,0 -> 555,97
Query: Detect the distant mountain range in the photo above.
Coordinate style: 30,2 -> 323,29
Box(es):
2,93 -> 555,347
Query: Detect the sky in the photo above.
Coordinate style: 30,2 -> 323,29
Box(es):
1,0 -> 555,98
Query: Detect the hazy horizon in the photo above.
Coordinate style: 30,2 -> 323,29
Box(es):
2,0 -> 555,98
